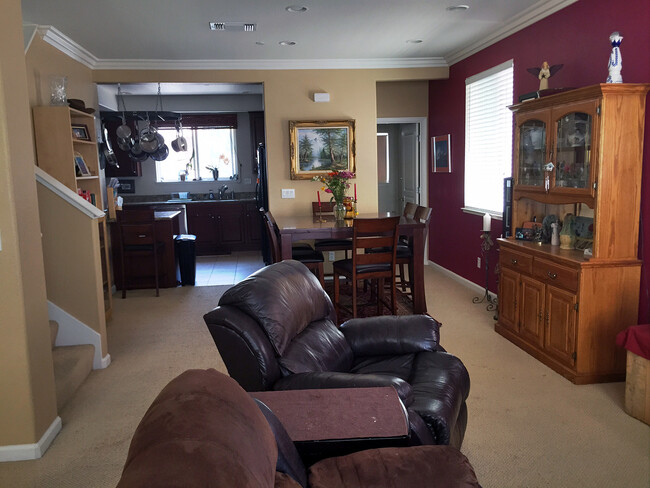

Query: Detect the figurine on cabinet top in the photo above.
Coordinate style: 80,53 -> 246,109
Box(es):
527,61 -> 563,90
606,31 -> 623,83
559,213 -> 576,249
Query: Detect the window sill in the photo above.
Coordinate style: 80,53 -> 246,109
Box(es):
461,207 -> 502,220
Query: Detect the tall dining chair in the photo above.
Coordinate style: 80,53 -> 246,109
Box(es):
333,216 -> 400,321
263,211 -> 325,286
403,202 -> 418,219
311,202 -> 353,258
117,208 -> 162,298
396,205 -> 432,299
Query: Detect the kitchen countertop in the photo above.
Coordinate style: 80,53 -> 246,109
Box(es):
123,198 -> 255,206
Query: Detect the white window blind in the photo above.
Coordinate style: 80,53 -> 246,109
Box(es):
464,60 -> 513,215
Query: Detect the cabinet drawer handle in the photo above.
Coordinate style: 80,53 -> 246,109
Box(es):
547,271 -> 557,279
511,259 -> 518,265
138,234 -> 147,238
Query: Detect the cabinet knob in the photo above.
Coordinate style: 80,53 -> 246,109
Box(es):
511,259 -> 518,265
547,271 -> 557,279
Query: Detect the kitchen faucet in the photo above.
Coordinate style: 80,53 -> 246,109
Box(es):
218,185 -> 229,200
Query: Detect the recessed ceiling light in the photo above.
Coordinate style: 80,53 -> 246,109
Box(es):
406,39 -> 423,44
446,5 -> 470,11
279,40 -> 296,46
286,5 -> 308,13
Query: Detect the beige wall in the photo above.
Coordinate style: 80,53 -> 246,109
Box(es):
0,0 -> 57,446
25,36 -> 96,110
93,67 -> 446,217
37,186 -> 107,356
376,80 -> 430,119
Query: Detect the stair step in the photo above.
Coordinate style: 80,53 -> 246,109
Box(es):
52,344 -> 94,411
49,320 -> 59,350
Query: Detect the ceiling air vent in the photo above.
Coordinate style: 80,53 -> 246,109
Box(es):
209,22 -> 257,32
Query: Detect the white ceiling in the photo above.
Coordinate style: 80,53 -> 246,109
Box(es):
22,0 -> 576,69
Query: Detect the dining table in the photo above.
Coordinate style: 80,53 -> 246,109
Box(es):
275,212 -> 428,314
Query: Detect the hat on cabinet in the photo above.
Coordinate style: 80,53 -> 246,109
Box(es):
68,99 -> 95,114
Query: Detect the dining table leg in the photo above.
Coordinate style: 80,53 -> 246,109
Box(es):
280,232 -> 293,261
410,228 -> 427,314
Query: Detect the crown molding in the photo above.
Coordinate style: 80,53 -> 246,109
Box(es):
32,24 -> 447,71
92,57 -> 448,71
445,0 -> 579,66
36,25 -> 98,69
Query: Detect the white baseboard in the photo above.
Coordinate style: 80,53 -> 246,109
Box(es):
0,416 -> 61,462
101,354 -> 112,369
428,260 -> 497,300
47,301 -> 108,370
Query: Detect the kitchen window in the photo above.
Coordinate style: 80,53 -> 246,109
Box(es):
464,60 -> 514,216
155,113 -> 239,183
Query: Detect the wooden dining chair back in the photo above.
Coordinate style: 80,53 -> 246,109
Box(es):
311,202 -> 353,258
333,216 -> 400,321
403,202 -> 418,219
263,210 -> 325,285
117,208 -> 161,298
262,211 -> 281,264
396,205 -> 432,298
311,201 -> 337,215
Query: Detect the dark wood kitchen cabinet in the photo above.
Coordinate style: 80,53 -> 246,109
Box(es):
187,202 -> 261,255
245,203 -> 262,245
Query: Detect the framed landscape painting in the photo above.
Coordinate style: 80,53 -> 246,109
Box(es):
290,120 -> 356,179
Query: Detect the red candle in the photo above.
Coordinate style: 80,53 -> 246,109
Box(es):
354,184 -> 357,200
317,190 -> 321,205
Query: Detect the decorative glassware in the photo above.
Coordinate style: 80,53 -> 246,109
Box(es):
334,202 -> 346,221
50,76 -> 67,106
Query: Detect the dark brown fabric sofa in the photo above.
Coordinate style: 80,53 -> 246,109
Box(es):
203,260 -> 470,448
116,369 -> 481,488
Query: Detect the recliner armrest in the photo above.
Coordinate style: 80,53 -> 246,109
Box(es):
273,371 -> 413,406
341,315 -> 440,357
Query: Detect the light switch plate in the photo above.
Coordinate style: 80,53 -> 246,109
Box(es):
281,189 -> 295,199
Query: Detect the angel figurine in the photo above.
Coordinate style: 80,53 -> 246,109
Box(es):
606,31 -> 623,83
527,61 -> 563,90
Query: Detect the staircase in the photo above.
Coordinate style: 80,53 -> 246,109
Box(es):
50,320 -> 94,411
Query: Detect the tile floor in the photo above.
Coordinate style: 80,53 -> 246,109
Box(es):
195,251 -> 266,286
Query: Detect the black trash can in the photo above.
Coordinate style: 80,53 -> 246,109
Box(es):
175,234 -> 197,286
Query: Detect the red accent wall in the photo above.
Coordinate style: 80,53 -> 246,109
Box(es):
428,0 -> 650,322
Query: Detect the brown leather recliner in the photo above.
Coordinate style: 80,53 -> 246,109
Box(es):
203,260 -> 470,448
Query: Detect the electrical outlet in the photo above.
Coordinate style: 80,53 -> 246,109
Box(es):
281,189 -> 295,199
477,257 -> 481,269
329,252 -> 336,261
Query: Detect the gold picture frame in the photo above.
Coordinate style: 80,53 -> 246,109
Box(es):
289,120 -> 356,180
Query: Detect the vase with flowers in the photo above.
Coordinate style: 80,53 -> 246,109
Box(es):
313,170 -> 355,221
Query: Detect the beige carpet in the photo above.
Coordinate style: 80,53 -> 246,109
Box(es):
0,267 -> 648,487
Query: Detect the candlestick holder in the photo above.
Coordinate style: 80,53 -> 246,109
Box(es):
317,204 -> 326,223
472,230 -> 498,313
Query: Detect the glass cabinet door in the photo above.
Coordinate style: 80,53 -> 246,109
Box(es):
517,119 -> 547,188
554,111 -> 593,190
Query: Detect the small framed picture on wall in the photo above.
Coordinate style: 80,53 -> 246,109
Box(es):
432,134 -> 451,173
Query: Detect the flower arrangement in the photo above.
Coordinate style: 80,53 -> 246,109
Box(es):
312,170 -> 355,204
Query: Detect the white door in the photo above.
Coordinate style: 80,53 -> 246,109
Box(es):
400,123 -> 419,207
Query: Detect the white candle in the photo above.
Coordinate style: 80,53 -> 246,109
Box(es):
483,213 -> 491,232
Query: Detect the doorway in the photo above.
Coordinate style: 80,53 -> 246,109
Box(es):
376,118 -> 427,215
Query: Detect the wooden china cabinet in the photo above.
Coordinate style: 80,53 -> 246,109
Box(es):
496,84 -> 649,384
